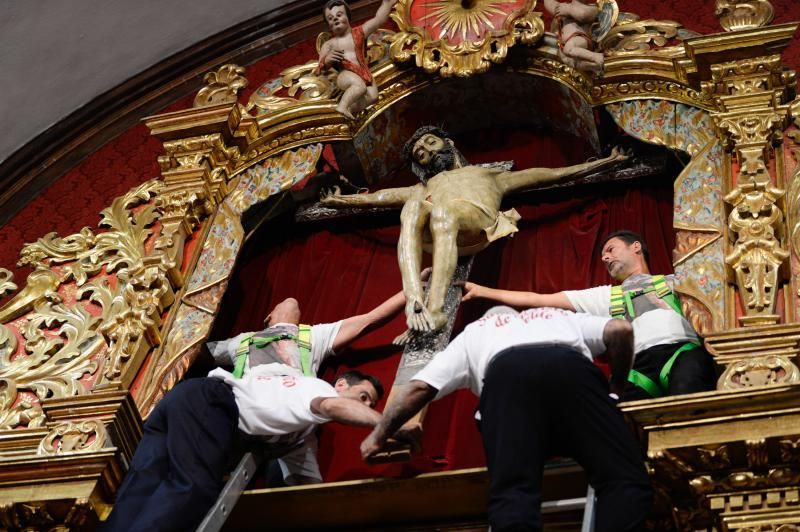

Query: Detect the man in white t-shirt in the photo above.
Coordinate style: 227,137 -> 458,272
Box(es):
207,291 -> 405,485
462,230 -> 716,400
102,368 -> 407,532
361,306 -> 652,531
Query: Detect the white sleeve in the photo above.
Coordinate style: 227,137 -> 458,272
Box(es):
564,285 -> 612,317
206,332 -> 251,366
412,333 -> 470,400
572,313 -> 612,357
311,321 -> 343,365
300,378 -> 339,424
277,436 -> 323,485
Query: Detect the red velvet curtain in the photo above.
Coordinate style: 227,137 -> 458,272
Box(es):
211,131 -> 675,482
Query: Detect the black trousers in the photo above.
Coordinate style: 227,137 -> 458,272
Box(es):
622,342 -> 716,401
101,378 -> 240,532
479,345 -> 653,532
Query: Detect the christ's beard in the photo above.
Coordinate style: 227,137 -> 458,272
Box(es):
429,148 -> 456,174
416,145 -> 458,183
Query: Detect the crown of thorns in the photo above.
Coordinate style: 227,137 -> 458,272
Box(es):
402,125 -> 450,163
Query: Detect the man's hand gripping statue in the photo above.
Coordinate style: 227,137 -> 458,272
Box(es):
321,125 -> 628,333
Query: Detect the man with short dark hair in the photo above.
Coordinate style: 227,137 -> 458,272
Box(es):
361,306 -> 652,531
463,230 -> 716,400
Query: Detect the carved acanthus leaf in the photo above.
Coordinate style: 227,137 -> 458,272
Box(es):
0,379 -> 45,430
194,64 -> 248,108
0,269 -> 16,297
715,0 -> 775,32
18,228 -> 96,281
599,13 -> 699,54
0,178 -> 170,429
90,180 -> 162,281
37,419 -> 108,456
718,355 -> 799,389
8,298 -> 101,401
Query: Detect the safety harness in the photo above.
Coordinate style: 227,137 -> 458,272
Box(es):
232,324 -> 313,378
610,275 -> 700,398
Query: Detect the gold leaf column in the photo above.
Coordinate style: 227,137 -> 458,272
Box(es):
708,54 -> 792,327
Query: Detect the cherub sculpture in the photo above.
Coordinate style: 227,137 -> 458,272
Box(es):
543,0 -> 605,74
316,0 -> 398,119
321,125 -> 627,333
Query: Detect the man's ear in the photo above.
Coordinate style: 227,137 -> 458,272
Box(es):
632,241 -> 642,255
334,378 -> 348,392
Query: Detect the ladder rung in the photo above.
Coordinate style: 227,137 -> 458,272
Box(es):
195,452 -> 263,532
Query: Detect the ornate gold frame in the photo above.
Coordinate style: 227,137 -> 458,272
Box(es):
1,0 -> 799,529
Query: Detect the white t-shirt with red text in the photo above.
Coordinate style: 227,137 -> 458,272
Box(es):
413,308 -> 610,399
208,365 -> 337,445
207,322 -> 343,484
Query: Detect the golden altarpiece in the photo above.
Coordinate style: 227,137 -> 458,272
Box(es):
1,0 -> 800,530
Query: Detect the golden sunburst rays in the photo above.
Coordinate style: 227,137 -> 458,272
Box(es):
420,0 -> 516,42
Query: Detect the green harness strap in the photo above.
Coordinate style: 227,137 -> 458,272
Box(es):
627,341 -> 700,398
297,324 -> 312,377
610,275 -> 697,398
233,324 -> 313,379
610,275 -> 676,320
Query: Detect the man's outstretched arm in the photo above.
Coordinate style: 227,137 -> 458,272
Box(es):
312,396 -> 382,428
320,184 -> 415,208
333,290 -> 406,351
360,380 -> 437,459
461,282 -> 576,311
496,147 -> 627,195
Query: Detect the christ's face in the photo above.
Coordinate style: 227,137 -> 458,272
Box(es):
325,6 -> 350,35
412,134 -> 447,166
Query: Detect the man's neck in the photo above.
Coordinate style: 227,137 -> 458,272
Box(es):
619,264 -> 651,282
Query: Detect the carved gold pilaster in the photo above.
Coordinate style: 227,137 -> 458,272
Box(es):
153,131 -> 239,287
706,50 -> 793,326
147,67 -> 247,288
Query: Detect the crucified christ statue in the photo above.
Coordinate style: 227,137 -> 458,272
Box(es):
321,125 -> 627,332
